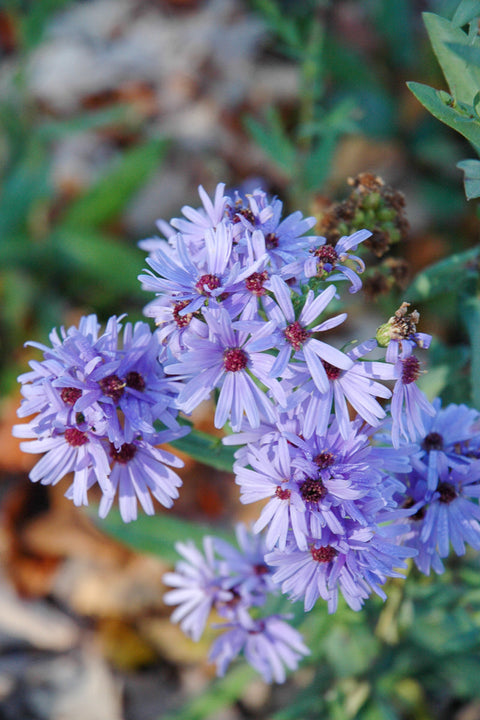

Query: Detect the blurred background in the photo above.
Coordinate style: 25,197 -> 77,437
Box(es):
0,0 -> 479,718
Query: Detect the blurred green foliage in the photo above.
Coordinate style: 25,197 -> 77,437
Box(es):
0,0 -> 167,394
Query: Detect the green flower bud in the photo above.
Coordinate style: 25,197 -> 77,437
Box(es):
376,322 -> 392,347
363,192 -> 381,210
378,208 -> 396,222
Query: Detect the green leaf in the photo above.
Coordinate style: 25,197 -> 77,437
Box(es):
61,138 -> 168,228
446,41 -> 480,68
423,12 -> 480,104
0,268 -> 36,330
299,98 -> 359,139
160,664 -> 256,720
169,428 -> 235,473
406,245 -> 480,302
371,0 -> 416,68
407,81 -> 480,148
244,108 -> 296,176
36,105 -> 133,142
324,35 -> 382,90
451,0 -> 480,27
51,229 -> 145,299
0,148 -> 50,238
443,655 -> 480,698
251,0 -> 303,54
14,0 -> 73,50
461,294 -> 480,409
97,509 -> 233,562
303,131 -> 339,192
457,158 -> 480,199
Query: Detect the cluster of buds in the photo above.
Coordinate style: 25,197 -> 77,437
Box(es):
312,173 -> 410,299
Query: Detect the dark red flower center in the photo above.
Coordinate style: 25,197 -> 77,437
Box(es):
314,244 -> 338,268
284,321 -> 310,351
65,428 -> 88,447
245,271 -> 268,296
402,496 -> 426,521
438,481 -> 457,504
275,485 -> 291,501
310,545 -> 336,563
401,356 -> 421,384
254,563 -> 269,576
125,371 -> 146,392
223,347 -> 248,372
300,477 -> 327,503
173,300 -> 193,328
233,208 -> 255,225
265,232 -> 279,249
99,374 -> 125,403
110,442 -> 137,464
195,274 -> 221,296
314,451 -> 336,469
422,431 -> 443,452
61,387 -> 82,406
321,359 -> 342,380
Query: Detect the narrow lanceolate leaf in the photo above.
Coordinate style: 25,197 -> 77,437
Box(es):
423,12 -> 480,104
457,159 -> 480,199
407,82 -> 480,148
244,108 -> 296,176
406,246 -> 480,302
461,295 -> 480,410
169,428 -> 235,473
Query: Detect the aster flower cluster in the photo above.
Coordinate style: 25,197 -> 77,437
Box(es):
14,183 -> 480,684
13,315 -> 187,522
389,400 -> 480,575
163,524 -> 309,683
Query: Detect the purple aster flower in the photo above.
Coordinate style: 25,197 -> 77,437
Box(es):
14,314 -> 187,519
139,221 -> 266,322
165,307 -> 282,430
21,315 -> 182,447
170,183 -> 229,249
390,355 -> 435,447
139,223 -> 235,317
140,184 -> 229,260
228,188 -> 318,269
399,463 -> 480,574
288,339 -> 394,439
234,437 -> 309,551
163,522 -> 305,678
266,522 -> 414,613
142,295 -> 209,358
163,536 -> 231,641
286,419 -> 402,530
209,614 -> 310,683
213,523 -> 275,603
15,315 -> 108,436
13,424 -> 112,507
250,275 -> 353,393
411,399 -> 480,491
96,435 -> 183,523
304,229 -> 370,293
